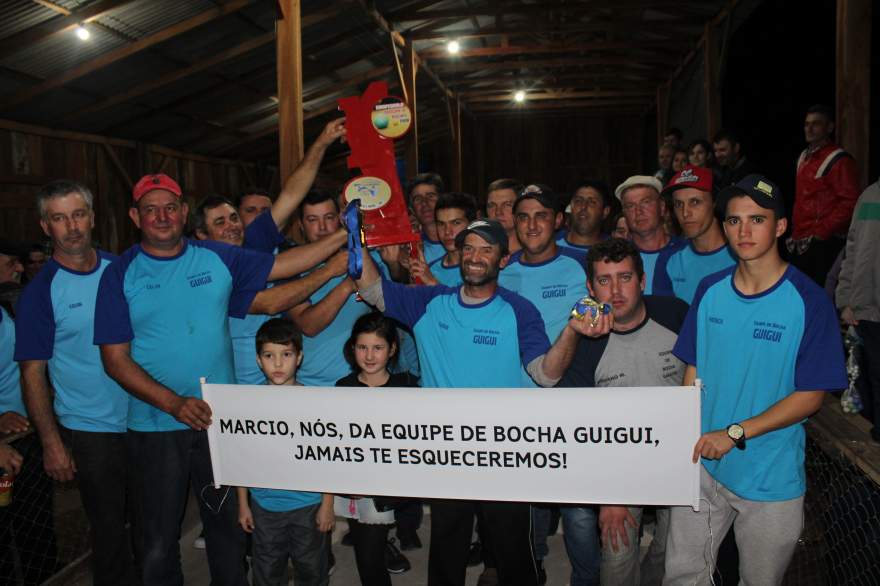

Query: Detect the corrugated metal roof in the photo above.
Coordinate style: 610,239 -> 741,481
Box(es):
95,0 -> 217,41
0,0 -> 56,41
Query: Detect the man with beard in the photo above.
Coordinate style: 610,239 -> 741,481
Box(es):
654,167 -> 736,304
558,238 -> 688,586
485,178 -> 524,255
557,180 -> 611,253
354,218 -> 601,586
15,180 -> 131,584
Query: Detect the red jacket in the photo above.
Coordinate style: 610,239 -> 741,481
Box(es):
793,142 -> 860,240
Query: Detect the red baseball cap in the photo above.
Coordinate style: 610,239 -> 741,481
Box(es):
662,166 -> 714,195
133,174 -> 182,202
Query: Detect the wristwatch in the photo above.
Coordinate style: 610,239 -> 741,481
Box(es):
726,423 -> 746,450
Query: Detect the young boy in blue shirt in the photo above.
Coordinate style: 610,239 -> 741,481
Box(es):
665,175 -> 848,584
237,318 -> 335,586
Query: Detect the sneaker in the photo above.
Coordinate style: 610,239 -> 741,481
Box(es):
477,567 -> 499,586
536,559 -> 547,585
328,550 -> 336,576
397,531 -> 422,551
467,541 -> 482,567
385,538 -> 411,574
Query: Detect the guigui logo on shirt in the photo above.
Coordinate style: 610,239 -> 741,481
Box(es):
541,285 -> 567,299
472,327 -> 500,346
752,320 -> 785,343
187,271 -> 213,288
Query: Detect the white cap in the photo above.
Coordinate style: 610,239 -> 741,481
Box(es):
614,175 -> 663,200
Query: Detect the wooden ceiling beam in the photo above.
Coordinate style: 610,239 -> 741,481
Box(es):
469,98 -> 650,112
0,0 -> 257,112
0,0 -> 138,61
408,23 -> 693,41
393,4 -> 707,21
420,40 -> 690,59
432,55 -> 676,73
463,89 -> 654,102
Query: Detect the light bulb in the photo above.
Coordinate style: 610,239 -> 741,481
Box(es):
447,40 -> 460,54
75,25 -> 90,41
514,90 -> 525,103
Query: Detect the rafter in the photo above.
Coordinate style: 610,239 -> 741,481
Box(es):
432,55 -> 676,74
462,89 -> 654,102
0,0 -> 257,112
0,0 -> 138,60
419,40 -> 690,59
407,22 -> 695,41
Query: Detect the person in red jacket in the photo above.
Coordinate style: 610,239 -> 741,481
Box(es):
788,104 -> 861,286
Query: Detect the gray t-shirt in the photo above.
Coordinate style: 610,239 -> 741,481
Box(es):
558,296 -> 688,388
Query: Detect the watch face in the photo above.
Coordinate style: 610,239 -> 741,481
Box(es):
728,424 -> 744,440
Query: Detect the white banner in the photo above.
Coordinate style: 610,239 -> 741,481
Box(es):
203,383 -> 702,510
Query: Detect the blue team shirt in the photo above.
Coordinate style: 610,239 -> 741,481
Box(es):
93,239 -> 274,431
654,243 -> 737,304
427,256 -> 462,287
14,253 -> 129,431
228,211 -> 286,384
381,281 -> 550,388
0,307 -> 24,417
641,237 -> 685,295
673,265 -> 847,501
555,236 -> 592,255
421,232 -> 445,264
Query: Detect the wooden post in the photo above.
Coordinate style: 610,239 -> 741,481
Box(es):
703,24 -> 721,141
403,38 -> 419,179
836,0 -> 871,186
656,83 -> 669,147
451,97 -> 462,191
276,0 -> 304,183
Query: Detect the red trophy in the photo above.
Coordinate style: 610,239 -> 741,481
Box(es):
337,81 -> 421,278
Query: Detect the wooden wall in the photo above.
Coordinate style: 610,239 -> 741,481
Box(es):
0,120 -> 272,254
463,112 -> 646,203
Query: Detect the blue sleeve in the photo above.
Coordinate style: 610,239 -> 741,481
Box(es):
204,241 -> 275,319
93,258 -> 134,345
243,210 -> 285,254
499,289 -> 551,367
381,280 -> 444,329
13,273 -> 56,361
652,249 -> 675,297
370,250 -> 391,280
672,287 -> 704,367
794,284 -> 848,391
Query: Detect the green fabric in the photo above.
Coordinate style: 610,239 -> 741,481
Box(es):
856,202 -> 880,220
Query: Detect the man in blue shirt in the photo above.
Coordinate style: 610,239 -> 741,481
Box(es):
408,172 -> 447,264
485,178 -> 524,255
654,166 -> 736,304
15,180 -> 134,584
557,180 -> 611,254
409,192 -> 478,287
94,173 -> 315,586
496,184 -> 589,581
356,218 -> 600,586
615,176 -> 683,295
665,175 -> 848,584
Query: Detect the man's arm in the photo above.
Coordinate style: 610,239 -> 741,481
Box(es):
534,313 -> 614,385
249,251 -> 348,315
19,360 -> 74,481
100,343 -> 212,430
267,229 -> 346,282
288,278 -> 357,337
817,156 -> 861,240
271,118 -> 346,229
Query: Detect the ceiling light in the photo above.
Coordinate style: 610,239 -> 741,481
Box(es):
514,90 -> 526,103
447,40 -> 460,54
75,25 -> 90,41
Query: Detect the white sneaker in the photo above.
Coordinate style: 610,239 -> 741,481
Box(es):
192,535 -> 206,550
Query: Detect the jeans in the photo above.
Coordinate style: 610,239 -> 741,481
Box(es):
127,429 -> 247,586
250,500 -> 328,586
61,427 -> 138,585
532,504 -> 552,560
560,506 -> 600,586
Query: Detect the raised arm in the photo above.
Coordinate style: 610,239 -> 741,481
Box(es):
249,251 -> 348,315
267,229 -> 347,281
271,118 -> 346,229
100,342 -> 212,430
288,278 -> 358,337
20,360 -> 74,481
